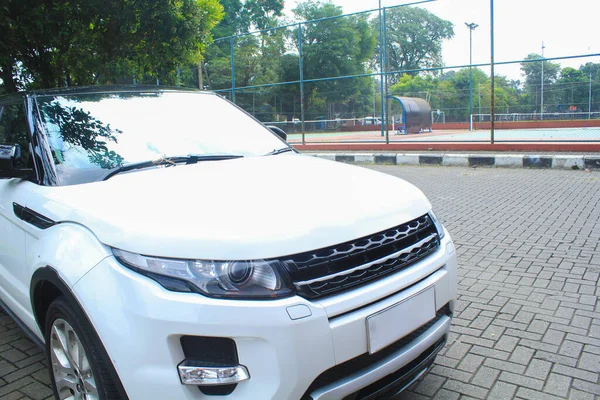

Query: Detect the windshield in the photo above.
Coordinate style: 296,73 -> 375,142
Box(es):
35,91 -> 287,185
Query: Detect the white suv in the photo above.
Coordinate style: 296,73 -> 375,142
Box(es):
0,86 -> 457,400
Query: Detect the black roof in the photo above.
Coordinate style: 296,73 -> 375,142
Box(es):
0,85 -> 208,105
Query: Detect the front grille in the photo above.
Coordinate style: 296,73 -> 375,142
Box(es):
302,304 -> 451,399
282,214 -> 439,299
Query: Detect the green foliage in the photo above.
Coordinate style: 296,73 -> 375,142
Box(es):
389,67 -> 523,121
374,6 -> 454,83
519,56 -> 599,113
291,1 -> 376,119
203,0 -> 285,106
519,53 -> 560,112
42,102 -> 124,168
0,0 -> 224,91
198,0 -> 598,122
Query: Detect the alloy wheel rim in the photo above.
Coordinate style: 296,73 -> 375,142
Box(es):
50,318 -> 99,400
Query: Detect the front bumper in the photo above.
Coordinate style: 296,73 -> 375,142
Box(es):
73,235 -> 457,400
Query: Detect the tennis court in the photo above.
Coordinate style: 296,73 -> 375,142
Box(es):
286,127 -> 600,143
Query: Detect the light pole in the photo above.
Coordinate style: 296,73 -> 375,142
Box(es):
589,71 -> 593,119
541,42 -> 545,119
465,22 -> 478,131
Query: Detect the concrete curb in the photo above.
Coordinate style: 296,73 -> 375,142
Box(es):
310,153 -> 600,170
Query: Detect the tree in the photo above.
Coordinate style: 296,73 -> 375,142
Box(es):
0,0 -> 224,92
520,53 -> 560,113
292,1 -> 377,119
373,6 -> 454,83
557,67 -> 588,111
203,0 -> 285,94
243,0 -> 285,31
579,62 -> 600,112
42,101 -> 124,169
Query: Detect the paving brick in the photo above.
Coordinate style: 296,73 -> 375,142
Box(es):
499,371 -> 544,391
3,363 -> 46,384
568,388 -> 596,400
535,350 -> 579,368
527,319 -> 550,335
552,364 -> 598,383
30,369 -> 51,386
433,354 -> 460,369
519,337 -> 560,353
0,376 -> 35,398
455,335 -> 495,349
20,381 -> 54,400
430,365 -> 472,383
0,349 -> 28,363
508,345 -> 535,365
14,354 -> 46,369
1,392 -> 29,400
445,341 -> 472,360
559,340 -> 584,359
577,352 -> 600,373
481,324 -> 505,340
487,381 -> 517,400
433,389 -> 460,400
414,372 -> 446,397
517,387 -> 566,400
470,316 -> 494,330
468,345 -> 510,361
494,335 -> 519,353
543,372 -> 573,398
525,358 -> 553,380
583,343 -> 600,356
567,334 -> 600,350
571,315 -> 592,330
483,358 -> 526,375
543,329 -> 567,346
0,360 -> 17,377
442,379 -> 488,399
456,354 -> 484,373
470,366 -> 500,389
572,379 -> 600,396
9,339 -> 37,353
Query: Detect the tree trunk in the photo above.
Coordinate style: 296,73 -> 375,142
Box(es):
0,61 -> 18,93
203,62 -> 212,90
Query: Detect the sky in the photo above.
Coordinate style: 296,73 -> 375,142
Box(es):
286,0 -> 600,81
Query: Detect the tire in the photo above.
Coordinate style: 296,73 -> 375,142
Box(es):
45,296 -> 125,400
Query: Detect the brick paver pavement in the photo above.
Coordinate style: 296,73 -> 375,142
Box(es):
0,165 -> 599,399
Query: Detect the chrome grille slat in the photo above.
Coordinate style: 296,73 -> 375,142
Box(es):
295,234 -> 438,287
282,214 -> 440,299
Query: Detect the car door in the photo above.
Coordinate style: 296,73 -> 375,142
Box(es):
0,100 -> 38,322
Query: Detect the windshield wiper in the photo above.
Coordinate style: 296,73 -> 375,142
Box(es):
266,147 -> 295,156
101,154 -> 243,181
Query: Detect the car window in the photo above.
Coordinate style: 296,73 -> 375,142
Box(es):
0,102 -> 31,168
35,91 -> 287,185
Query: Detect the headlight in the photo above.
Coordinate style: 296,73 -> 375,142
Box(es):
428,211 -> 446,240
112,249 -> 294,299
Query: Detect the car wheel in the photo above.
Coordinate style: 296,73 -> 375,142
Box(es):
45,297 -> 123,400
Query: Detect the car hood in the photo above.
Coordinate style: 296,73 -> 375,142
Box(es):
30,154 -> 432,260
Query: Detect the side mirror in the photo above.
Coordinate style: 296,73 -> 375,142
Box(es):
0,144 -> 33,179
266,126 -> 287,142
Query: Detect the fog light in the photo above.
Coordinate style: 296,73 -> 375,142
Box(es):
178,362 -> 250,385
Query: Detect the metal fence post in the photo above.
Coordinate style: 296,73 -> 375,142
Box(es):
383,7 -> 389,144
230,36 -> 236,103
490,0 -> 495,144
298,24 -> 305,145
378,3 -> 385,139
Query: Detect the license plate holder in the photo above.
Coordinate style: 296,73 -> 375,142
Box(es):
366,286 -> 435,354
